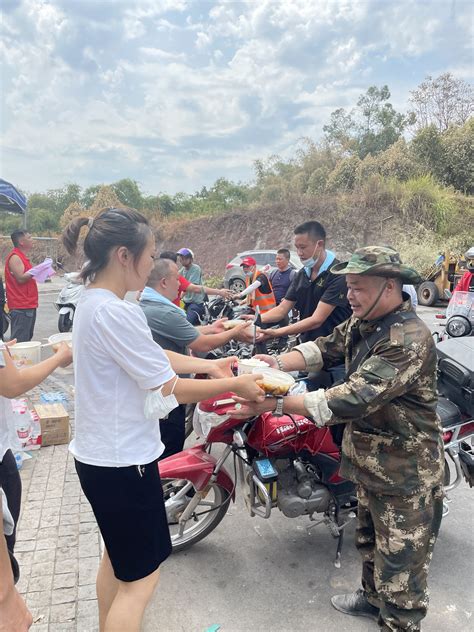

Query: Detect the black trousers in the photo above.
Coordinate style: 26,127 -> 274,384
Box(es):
0,449 -> 22,582
10,308 -> 37,342
159,404 -> 186,460
184,302 -> 205,326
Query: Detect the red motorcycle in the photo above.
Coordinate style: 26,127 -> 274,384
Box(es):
160,375 -> 474,565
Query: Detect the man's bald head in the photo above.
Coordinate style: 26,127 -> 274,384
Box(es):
146,259 -> 180,303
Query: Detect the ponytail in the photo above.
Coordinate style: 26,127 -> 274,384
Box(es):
61,207 -> 152,283
62,216 -> 89,255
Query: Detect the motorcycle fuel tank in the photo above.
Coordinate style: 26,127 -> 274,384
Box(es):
247,411 -> 339,456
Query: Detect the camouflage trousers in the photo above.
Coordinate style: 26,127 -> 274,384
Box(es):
356,485 -> 444,631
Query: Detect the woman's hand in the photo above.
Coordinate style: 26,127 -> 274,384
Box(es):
233,374 -> 265,402
253,354 -> 279,369
207,356 -> 237,378
54,342 -> 73,368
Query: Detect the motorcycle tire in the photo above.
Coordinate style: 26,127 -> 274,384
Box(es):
58,313 -> 73,333
444,457 -> 451,487
162,478 -> 230,552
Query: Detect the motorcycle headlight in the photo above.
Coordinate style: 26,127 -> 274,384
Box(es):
446,315 -> 472,338
192,405 -> 229,438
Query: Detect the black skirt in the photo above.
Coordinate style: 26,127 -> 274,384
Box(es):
75,458 -> 172,582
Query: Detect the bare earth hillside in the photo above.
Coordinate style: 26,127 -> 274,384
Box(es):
156,202 -> 358,277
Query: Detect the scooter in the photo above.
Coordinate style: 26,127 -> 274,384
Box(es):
55,271 -> 83,332
159,338 -> 474,566
434,290 -> 474,342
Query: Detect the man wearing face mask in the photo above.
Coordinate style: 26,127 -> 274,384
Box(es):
259,221 -> 351,344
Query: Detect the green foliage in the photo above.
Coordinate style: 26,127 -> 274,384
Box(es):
0,73 -> 471,257
324,85 -> 414,159
441,119 -> 474,194
326,156 -> 361,192
411,119 -> 474,194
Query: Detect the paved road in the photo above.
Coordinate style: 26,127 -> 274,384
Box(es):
26,285 -> 474,631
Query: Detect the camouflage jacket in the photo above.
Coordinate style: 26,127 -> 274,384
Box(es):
296,300 -> 444,495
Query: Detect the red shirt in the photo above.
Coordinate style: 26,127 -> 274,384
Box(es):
173,275 -> 191,306
5,248 -> 38,310
454,271 -> 473,293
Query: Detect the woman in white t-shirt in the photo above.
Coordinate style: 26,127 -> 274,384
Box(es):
0,340 -> 72,631
62,207 -> 264,632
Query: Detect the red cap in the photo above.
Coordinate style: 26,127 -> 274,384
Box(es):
240,256 -> 256,267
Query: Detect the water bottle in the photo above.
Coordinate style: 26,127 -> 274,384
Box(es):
27,411 -> 42,450
14,408 -> 32,450
14,452 -> 23,470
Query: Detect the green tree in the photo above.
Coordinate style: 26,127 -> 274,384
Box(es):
376,139 -> 420,181
112,179 -> 144,209
28,208 -> 58,233
323,108 -> 356,153
356,86 -> 414,158
156,194 -> 176,216
411,125 -> 444,176
441,119 -> 474,194
81,185 -> 102,208
323,86 -> 414,159
326,156 -> 361,192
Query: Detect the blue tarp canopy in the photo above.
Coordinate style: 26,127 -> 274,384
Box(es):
0,179 -> 27,214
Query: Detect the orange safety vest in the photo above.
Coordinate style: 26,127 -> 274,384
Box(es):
245,271 -> 276,313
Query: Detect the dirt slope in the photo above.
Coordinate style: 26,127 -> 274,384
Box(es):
156,201 -> 363,277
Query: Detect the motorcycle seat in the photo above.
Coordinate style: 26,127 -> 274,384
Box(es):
437,397 -> 462,428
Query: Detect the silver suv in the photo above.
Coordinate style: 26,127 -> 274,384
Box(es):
223,250 -> 302,293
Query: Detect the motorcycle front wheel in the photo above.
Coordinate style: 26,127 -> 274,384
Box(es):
162,478 -> 230,552
58,312 -> 73,332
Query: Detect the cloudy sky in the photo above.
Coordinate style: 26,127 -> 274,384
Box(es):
1,0 -> 472,196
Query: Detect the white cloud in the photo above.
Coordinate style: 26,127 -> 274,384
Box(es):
0,0 -> 472,195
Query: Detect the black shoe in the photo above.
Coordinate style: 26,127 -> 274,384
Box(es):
331,589 -> 379,621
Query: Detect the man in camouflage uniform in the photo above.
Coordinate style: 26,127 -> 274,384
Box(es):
230,246 -> 445,631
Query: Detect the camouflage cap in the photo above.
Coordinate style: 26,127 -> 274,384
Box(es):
331,246 -> 422,284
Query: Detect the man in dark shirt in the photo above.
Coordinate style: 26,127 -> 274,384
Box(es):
269,249 -> 296,305
260,221 -> 352,343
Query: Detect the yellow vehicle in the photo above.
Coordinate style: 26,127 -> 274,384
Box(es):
417,252 -> 466,306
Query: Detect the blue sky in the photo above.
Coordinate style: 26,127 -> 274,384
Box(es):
1,0 -> 472,196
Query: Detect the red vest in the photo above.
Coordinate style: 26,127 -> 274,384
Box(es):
5,248 -> 38,310
454,271 -> 473,293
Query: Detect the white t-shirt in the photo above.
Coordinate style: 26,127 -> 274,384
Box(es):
71,288 -> 175,467
0,348 -> 11,461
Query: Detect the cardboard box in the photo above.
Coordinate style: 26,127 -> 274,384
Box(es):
33,403 -> 70,447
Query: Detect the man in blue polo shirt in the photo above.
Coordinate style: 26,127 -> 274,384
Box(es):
260,221 -> 351,344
